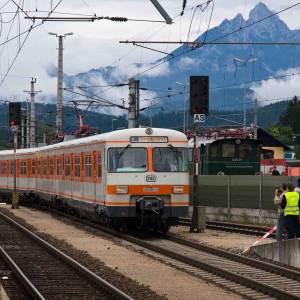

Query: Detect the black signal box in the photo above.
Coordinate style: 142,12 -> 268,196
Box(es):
9,102 -> 21,127
190,76 -> 209,116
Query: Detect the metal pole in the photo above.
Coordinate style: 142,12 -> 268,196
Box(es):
259,172 -> 262,222
190,122 -> 199,232
183,86 -> 186,133
43,133 -> 46,144
21,118 -> 24,148
254,98 -> 258,140
227,175 -> 230,221
26,100 -> 30,148
30,79 -> 35,148
56,36 -> 64,134
150,100 -> 153,127
128,78 -> 136,129
244,64 -> 247,129
12,130 -> 18,209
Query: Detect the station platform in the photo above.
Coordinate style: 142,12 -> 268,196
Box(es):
251,239 -> 300,268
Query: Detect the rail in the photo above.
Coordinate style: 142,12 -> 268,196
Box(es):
0,212 -> 133,300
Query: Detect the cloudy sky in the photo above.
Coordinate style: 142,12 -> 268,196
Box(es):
1,0 -> 300,111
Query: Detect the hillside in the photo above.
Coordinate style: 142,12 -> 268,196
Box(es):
0,99 -> 289,149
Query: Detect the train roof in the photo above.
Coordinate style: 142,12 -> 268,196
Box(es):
0,128 -> 187,156
188,137 -> 262,147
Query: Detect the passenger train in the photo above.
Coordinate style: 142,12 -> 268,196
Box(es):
0,128 -> 189,232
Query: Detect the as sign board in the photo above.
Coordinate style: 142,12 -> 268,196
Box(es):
194,114 -> 205,123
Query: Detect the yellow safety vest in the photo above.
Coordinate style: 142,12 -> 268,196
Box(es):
284,191 -> 300,216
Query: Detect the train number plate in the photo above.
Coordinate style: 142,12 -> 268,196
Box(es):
143,187 -> 159,192
146,175 -> 156,182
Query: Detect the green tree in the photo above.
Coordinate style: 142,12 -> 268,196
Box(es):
265,123 -> 293,145
279,96 -> 300,133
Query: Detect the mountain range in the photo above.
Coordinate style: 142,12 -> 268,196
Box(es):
46,2 -> 300,116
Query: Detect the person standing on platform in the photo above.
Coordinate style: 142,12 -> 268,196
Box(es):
274,183 -> 287,241
281,183 -> 300,239
272,166 -> 280,176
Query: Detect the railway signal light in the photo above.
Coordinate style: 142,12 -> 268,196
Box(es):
190,76 -> 209,116
9,102 -> 21,127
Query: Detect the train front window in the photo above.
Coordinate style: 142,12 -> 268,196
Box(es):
239,143 -> 252,158
108,148 -> 147,172
222,144 -> 235,158
153,148 -> 188,172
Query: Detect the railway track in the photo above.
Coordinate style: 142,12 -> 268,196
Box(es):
0,211 -> 132,300
179,217 -> 276,238
21,205 -> 300,300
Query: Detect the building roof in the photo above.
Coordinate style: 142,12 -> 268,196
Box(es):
248,127 -> 292,151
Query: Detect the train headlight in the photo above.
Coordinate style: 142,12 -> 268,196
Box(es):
116,186 -> 128,194
173,186 -> 184,194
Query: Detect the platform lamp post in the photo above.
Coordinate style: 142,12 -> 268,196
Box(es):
234,57 -> 257,130
175,82 -> 190,133
112,119 -> 117,131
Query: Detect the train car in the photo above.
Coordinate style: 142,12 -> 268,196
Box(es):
0,128 -> 189,232
188,128 -> 262,175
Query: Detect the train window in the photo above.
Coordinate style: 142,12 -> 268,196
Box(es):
108,148 -> 147,173
222,144 -> 235,158
49,158 -> 53,176
74,156 -> 81,178
239,143 -> 252,158
1,162 -> 6,175
210,144 -> 217,158
38,160 -> 41,175
153,148 -> 188,172
256,147 -> 260,158
21,161 -> 27,175
85,155 -> 92,178
32,161 -> 36,176
98,155 -> 102,179
43,158 -> 47,176
65,157 -> 70,177
57,157 -> 62,176
10,161 -> 14,175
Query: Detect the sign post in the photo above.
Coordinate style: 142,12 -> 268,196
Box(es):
11,126 -> 19,209
190,115 -> 205,232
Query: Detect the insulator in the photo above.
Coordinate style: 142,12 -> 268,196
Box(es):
110,17 -> 128,22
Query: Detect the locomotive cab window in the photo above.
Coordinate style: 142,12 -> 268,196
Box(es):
210,143 -> 217,158
222,144 -> 235,158
153,148 -> 188,172
108,148 -> 147,172
239,143 -> 252,158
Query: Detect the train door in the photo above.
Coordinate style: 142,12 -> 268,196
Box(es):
94,150 -> 102,203
102,147 -> 106,200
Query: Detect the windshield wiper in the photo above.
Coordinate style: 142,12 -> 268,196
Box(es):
118,145 -> 131,160
168,144 -> 182,160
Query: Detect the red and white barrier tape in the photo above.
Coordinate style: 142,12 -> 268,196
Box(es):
240,225 -> 277,254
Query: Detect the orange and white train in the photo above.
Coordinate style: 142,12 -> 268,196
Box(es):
0,128 -> 189,232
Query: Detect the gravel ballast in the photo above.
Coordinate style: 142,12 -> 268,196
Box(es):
1,205 -> 242,300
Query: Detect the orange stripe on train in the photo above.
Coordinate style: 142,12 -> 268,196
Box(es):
107,185 -> 189,195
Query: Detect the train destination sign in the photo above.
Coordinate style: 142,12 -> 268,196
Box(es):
130,136 -> 168,143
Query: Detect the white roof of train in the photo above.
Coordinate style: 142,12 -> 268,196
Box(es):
0,128 -> 187,156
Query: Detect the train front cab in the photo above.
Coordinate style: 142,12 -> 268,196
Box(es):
105,135 -> 189,230
204,138 -> 262,175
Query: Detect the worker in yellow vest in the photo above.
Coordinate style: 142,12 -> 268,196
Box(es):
281,183 -> 300,239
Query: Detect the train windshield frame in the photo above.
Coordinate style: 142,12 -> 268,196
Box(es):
107,147 -> 148,173
152,147 -> 188,172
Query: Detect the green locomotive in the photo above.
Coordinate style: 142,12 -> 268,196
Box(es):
188,129 -> 262,175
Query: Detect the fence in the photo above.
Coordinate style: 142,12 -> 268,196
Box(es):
189,175 -> 299,222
